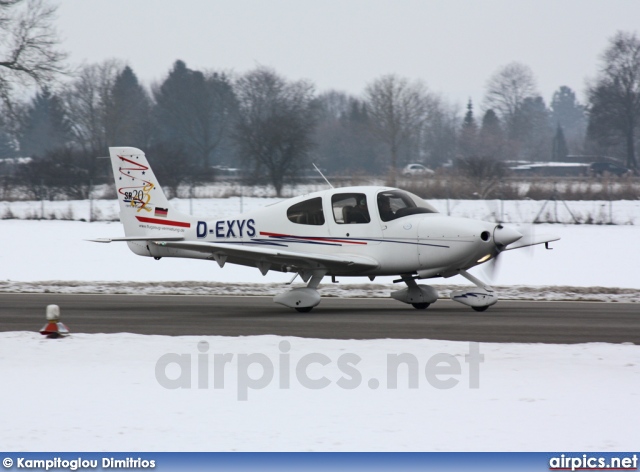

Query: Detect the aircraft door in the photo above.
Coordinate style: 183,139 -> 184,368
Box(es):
326,192 -> 382,246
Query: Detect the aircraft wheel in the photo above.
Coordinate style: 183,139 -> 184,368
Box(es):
295,306 -> 313,313
411,303 -> 430,310
472,306 -> 489,312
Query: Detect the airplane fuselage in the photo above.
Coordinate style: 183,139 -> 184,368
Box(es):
128,186 -> 500,279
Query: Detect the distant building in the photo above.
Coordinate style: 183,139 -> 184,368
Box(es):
509,162 -> 590,177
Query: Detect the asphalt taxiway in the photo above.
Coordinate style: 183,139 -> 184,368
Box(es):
1,293 -> 638,343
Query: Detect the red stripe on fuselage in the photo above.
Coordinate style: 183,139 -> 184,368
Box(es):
136,216 -> 190,228
260,231 -> 367,245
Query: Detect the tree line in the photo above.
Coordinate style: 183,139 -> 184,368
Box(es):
0,0 -> 639,199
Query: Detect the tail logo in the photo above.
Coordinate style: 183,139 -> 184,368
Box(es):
117,155 -> 154,213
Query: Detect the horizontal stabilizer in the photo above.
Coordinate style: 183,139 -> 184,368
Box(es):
504,234 -> 560,251
87,236 -> 185,243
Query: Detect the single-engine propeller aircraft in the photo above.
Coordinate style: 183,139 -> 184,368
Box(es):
92,147 -> 559,312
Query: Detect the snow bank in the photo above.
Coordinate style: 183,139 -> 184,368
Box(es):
1,281 -> 638,303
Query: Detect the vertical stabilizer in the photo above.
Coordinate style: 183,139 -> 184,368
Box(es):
108,147 -> 194,240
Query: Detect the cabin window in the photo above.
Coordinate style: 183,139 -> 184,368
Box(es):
332,193 -> 370,224
286,197 -> 325,225
377,190 -> 438,222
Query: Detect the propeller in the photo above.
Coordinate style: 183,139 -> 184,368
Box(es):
483,225 -> 523,281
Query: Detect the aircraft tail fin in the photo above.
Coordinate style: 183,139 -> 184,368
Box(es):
108,147 -> 195,242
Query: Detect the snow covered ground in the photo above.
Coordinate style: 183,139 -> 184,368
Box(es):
1,197 -> 639,452
2,195 -> 640,225
1,219 -> 639,294
1,332 -> 638,451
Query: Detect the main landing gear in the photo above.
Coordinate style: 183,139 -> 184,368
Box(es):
273,270 -> 326,313
391,275 -> 439,310
411,303 -> 430,310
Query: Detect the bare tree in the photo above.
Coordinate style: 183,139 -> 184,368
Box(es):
483,62 -> 538,124
0,0 -> 67,107
456,155 -> 506,199
364,74 -> 435,184
62,60 -> 123,185
587,31 -> 640,171
145,142 -> 198,199
16,147 -> 89,200
419,95 -> 459,168
64,60 -> 123,156
233,66 -> 317,197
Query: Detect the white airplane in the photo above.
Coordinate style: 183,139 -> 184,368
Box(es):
92,147 -> 559,312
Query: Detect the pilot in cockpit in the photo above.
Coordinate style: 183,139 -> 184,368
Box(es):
378,195 -> 395,221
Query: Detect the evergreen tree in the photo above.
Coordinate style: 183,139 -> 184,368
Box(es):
0,126 -> 17,158
550,86 -> 586,152
462,99 -> 476,130
18,88 -> 71,157
313,91 -> 383,173
152,60 -> 237,170
106,66 -> 151,147
476,109 -> 513,162
459,98 -> 477,158
552,125 -> 569,161
511,96 -> 552,161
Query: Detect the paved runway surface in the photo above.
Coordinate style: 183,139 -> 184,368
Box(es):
1,293 -> 638,343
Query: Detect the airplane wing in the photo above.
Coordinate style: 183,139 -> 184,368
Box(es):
153,240 -> 380,273
503,233 -> 560,251
87,236 -> 185,243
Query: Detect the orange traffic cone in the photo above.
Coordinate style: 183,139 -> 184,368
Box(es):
40,304 -> 70,338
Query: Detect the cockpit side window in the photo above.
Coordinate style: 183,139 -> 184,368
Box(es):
377,190 -> 438,222
287,197 -> 325,225
331,193 -> 370,224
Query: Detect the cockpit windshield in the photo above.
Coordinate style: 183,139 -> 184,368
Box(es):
376,190 -> 438,222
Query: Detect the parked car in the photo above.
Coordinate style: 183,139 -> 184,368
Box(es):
589,162 -> 631,177
401,163 -> 435,177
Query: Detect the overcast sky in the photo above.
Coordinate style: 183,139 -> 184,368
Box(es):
56,0 -> 640,110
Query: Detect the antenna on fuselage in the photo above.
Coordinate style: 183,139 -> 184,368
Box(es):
312,163 -> 334,189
